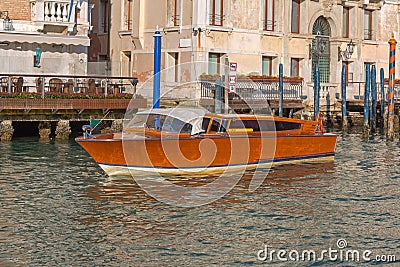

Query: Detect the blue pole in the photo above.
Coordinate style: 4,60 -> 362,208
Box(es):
279,63 -> 284,117
341,64 -> 347,129
313,64 -> 320,120
364,64 -> 371,128
67,0 -> 74,22
153,27 -> 162,109
380,68 -> 385,127
371,65 -> 377,130
215,77 -> 223,114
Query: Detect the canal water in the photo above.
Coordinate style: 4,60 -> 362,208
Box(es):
0,132 -> 399,266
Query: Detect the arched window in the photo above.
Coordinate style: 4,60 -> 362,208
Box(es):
312,16 -> 330,36
312,17 -> 331,83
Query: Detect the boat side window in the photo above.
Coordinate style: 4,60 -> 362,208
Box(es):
144,114 -> 161,129
210,119 -> 221,132
275,121 -> 301,131
243,120 -> 261,131
180,123 -> 192,134
258,120 -> 275,131
160,117 -> 192,133
230,119 -> 246,130
202,117 -> 211,132
220,119 -> 228,132
229,119 -> 275,132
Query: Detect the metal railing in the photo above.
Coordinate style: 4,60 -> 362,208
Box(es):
200,78 -> 304,101
346,81 -> 400,101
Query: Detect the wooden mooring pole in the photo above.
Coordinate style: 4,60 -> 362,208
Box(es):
363,64 -> 371,137
371,65 -> 377,131
341,64 -> 348,131
313,64 -> 320,121
380,68 -> 386,129
387,35 -> 397,140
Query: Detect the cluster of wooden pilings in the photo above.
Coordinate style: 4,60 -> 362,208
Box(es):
312,35 -> 400,140
0,119 -> 124,141
0,120 -> 14,141
357,35 -> 399,139
0,120 -> 71,141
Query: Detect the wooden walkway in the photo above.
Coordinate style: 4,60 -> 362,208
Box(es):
0,98 -> 147,121
0,98 -> 146,110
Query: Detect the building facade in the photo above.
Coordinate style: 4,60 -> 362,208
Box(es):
93,0 -> 400,101
0,0 -> 92,76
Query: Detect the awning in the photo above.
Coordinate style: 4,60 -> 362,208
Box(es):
0,31 -> 90,46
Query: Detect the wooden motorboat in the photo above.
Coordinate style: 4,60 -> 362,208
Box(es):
76,108 -> 337,176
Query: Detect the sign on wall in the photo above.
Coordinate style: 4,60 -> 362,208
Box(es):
229,62 -> 237,93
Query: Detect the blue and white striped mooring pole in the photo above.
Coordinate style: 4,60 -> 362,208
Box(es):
153,26 -> 162,109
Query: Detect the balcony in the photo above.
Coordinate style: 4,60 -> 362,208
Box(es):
29,0 -> 90,34
31,0 -> 71,22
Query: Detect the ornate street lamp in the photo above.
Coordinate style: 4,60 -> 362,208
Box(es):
338,39 -> 355,61
3,11 -> 12,31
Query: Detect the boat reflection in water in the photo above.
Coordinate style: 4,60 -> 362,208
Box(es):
85,162 -> 336,207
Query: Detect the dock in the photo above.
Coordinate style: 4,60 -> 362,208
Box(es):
0,74 -> 146,140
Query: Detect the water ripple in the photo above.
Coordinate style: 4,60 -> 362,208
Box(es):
0,135 -> 399,266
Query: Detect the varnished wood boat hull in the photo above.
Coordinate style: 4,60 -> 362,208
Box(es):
76,134 -> 337,176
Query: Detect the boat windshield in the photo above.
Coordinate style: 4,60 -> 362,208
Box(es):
127,108 -> 207,135
126,114 -> 192,134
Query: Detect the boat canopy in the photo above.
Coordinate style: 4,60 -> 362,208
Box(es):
136,108 -> 207,135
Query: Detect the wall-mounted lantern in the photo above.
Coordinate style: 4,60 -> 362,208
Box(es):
338,39 -> 355,61
309,35 -> 329,60
2,11 -> 12,31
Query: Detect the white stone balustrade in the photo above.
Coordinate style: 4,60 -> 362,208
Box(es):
30,0 -> 75,23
